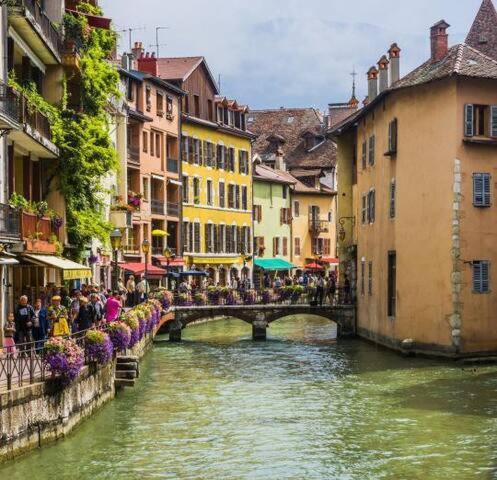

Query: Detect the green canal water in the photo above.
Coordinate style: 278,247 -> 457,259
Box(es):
2,316 -> 497,479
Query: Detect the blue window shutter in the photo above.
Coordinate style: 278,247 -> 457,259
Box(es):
491,106 -> 497,137
473,173 -> 484,206
482,262 -> 490,292
484,174 -> 491,206
473,261 -> 482,292
473,261 -> 490,293
465,104 -> 474,137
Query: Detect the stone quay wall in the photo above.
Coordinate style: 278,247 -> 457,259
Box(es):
0,324 -> 159,464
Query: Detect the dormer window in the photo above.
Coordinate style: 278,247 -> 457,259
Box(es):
217,106 -> 223,123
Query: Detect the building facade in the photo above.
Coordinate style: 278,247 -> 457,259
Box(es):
136,54 -> 253,285
331,0 -> 497,357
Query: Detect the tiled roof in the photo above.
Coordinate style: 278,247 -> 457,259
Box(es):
254,164 -> 297,185
156,57 -> 204,81
249,108 -> 336,170
466,0 -> 497,61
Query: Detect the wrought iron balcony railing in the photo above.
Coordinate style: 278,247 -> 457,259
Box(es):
151,200 -> 165,215
309,219 -> 330,234
0,203 -> 20,239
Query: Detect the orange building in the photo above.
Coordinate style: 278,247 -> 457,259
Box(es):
332,0 -> 497,357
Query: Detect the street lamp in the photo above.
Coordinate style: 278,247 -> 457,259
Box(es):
142,239 -> 150,294
240,250 -> 253,285
163,246 -> 175,289
110,228 -> 122,291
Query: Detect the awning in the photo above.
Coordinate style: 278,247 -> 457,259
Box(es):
321,257 -> 340,265
118,262 -> 166,279
153,255 -> 185,268
23,254 -> 92,280
191,256 -> 239,265
0,253 -> 19,266
304,263 -> 324,271
254,258 -> 295,271
168,179 -> 182,186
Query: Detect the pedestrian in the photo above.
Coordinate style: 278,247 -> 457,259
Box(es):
14,295 -> 35,349
90,293 -> 104,326
33,298 -> 49,350
327,274 -> 337,305
69,290 -> 82,331
136,276 -> 149,303
60,288 -> 72,310
126,275 -> 136,307
104,291 -> 121,322
76,297 -> 94,332
344,275 -> 351,305
315,274 -> 325,306
3,313 -> 16,354
48,296 -> 70,337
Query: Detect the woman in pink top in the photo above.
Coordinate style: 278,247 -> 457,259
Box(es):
104,292 -> 121,322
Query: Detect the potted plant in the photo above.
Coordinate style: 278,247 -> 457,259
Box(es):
85,330 -> 113,365
108,321 -> 132,352
44,337 -> 85,385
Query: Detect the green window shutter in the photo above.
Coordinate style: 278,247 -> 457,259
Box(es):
491,106 -> 497,137
465,104 -> 474,137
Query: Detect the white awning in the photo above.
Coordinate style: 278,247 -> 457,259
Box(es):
0,255 -> 18,265
151,174 -> 164,181
168,179 -> 182,186
23,254 -> 92,280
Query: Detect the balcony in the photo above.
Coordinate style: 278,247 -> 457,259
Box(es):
151,200 -> 165,215
0,83 -> 21,131
167,157 -> 179,173
167,202 -> 180,217
127,145 -> 140,165
9,0 -> 63,65
309,219 -> 330,234
20,211 -> 61,254
9,89 -> 58,158
0,204 -> 21,241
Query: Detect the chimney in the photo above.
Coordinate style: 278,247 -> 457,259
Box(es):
275,147 -> 286,171
131,41 -> 144,60
137,50 -> 159,76
378,55 -> 389,93
367,66 -> 379,101
363,96 -> 370,107
121,53 -> 132,70
389,43 -> 401,84
430,20 -> 450,63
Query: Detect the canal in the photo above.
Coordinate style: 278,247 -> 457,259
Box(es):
2,316 -> 497,479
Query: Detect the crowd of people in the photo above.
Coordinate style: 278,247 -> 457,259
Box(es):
3,280 -> 147,354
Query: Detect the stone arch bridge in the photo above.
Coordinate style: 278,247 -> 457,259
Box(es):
164,304 -> 356,341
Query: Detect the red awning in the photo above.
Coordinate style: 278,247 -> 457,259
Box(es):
118,262 -> 167,278
153,256 -> 185,268
321,257 -> 340,265
304,263 -> 324,271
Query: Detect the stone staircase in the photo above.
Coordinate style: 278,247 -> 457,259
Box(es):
115,356 -> 139,388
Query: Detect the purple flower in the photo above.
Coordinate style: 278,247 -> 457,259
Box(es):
85,335 -> 113,365
108,322 -> 132,352
129,328 -> 140,348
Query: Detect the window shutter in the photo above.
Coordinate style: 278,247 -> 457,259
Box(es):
465,104 -> 474,137
473,262 -> 482,292
491,106 -> 497,138
473,173 -> 491,207
390,181 -> 396,218
371,189 -> 376,223
389,119 -> 398,153
362,141 -> 366,169
484,174 -> 491,206
362,195 -> 367,224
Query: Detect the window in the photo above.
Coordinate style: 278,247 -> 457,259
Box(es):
194,95 -> 200,117
146,86 -> 151,111
253,205 -> 262,222
361,194 -> 367,224
188,138 -> 194,164
150,132 -> 155,156
183,221 -> 190,252
216,144 -> 225,169
217,106 -> 223,123
367,189 -> 376,224
219,225 -> 226,253
239,150 -> 249,174
390,180 -> 396,218
294,237 -> 301,256
227,148 -> 235,172
207,99 -> 213,121
241,186 -> 248,210
181,136 -> 188,162
193,178 -> 200,204
368,135 -> 375,166
255,236 -> 265,256
388,252 -> 397,316
207,180 -> 213,205
387,118 -> 398,155
465,104 -> 497,138
368,261 -> 373,295
184,95 -> 189,114
193,222 -> 201,253
282,237 -> 288,257
328,211 -> 333,223
182,175 -> 189,203
205,223 -> 213,253
143,131 -> 148,153
360,260 -> 365,295
361,141 -> 367,169
219,181 -> 225,208
126,79 -> 134,101
273,237 -> 280,256
473,260 -> 490,293
235,185 -> 241,209
280,208 -> 290,225
157,92 -> 164,116
228,185 -> 235,209
142,177 -> 149,202
294,201 -> 300,217
473,173 -> 491,207
323,239 -> 331,256
155,133 -> 161,158
166,95 -> 173,118
282,185 -> 288,199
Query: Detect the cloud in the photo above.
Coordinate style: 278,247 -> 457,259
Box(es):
100,0 -> 484,110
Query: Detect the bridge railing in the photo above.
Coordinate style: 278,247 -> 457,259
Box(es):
172,286 -> 354,308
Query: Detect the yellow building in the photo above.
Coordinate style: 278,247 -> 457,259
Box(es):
157,57 -> 253,285
331,0 -> 497,357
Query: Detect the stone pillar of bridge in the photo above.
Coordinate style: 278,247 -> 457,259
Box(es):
252,312 -> 268,341
169,319 -> 183,342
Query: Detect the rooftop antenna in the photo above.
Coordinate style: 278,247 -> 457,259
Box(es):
154,26 -> 169,58
118,26 -> 146,52
350,66 -> 357,99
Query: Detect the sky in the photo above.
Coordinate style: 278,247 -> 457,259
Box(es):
100,0 -> 485,111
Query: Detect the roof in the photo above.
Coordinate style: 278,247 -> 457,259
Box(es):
118,262 -> 166,278
126,69 -> 185,96
156,56 -> 219,94
466,0 -> 497,61
249,108 -> 336,170
331,44 -> 497,136
293,176 -> 335,195
290,168 -> 323,178
254,163 -> 297,185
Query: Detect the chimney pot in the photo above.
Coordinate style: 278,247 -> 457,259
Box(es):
378,55 -> 389,93
389,43 -> 401,84
367,66 -> 379,101
430,20 -> 450,63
